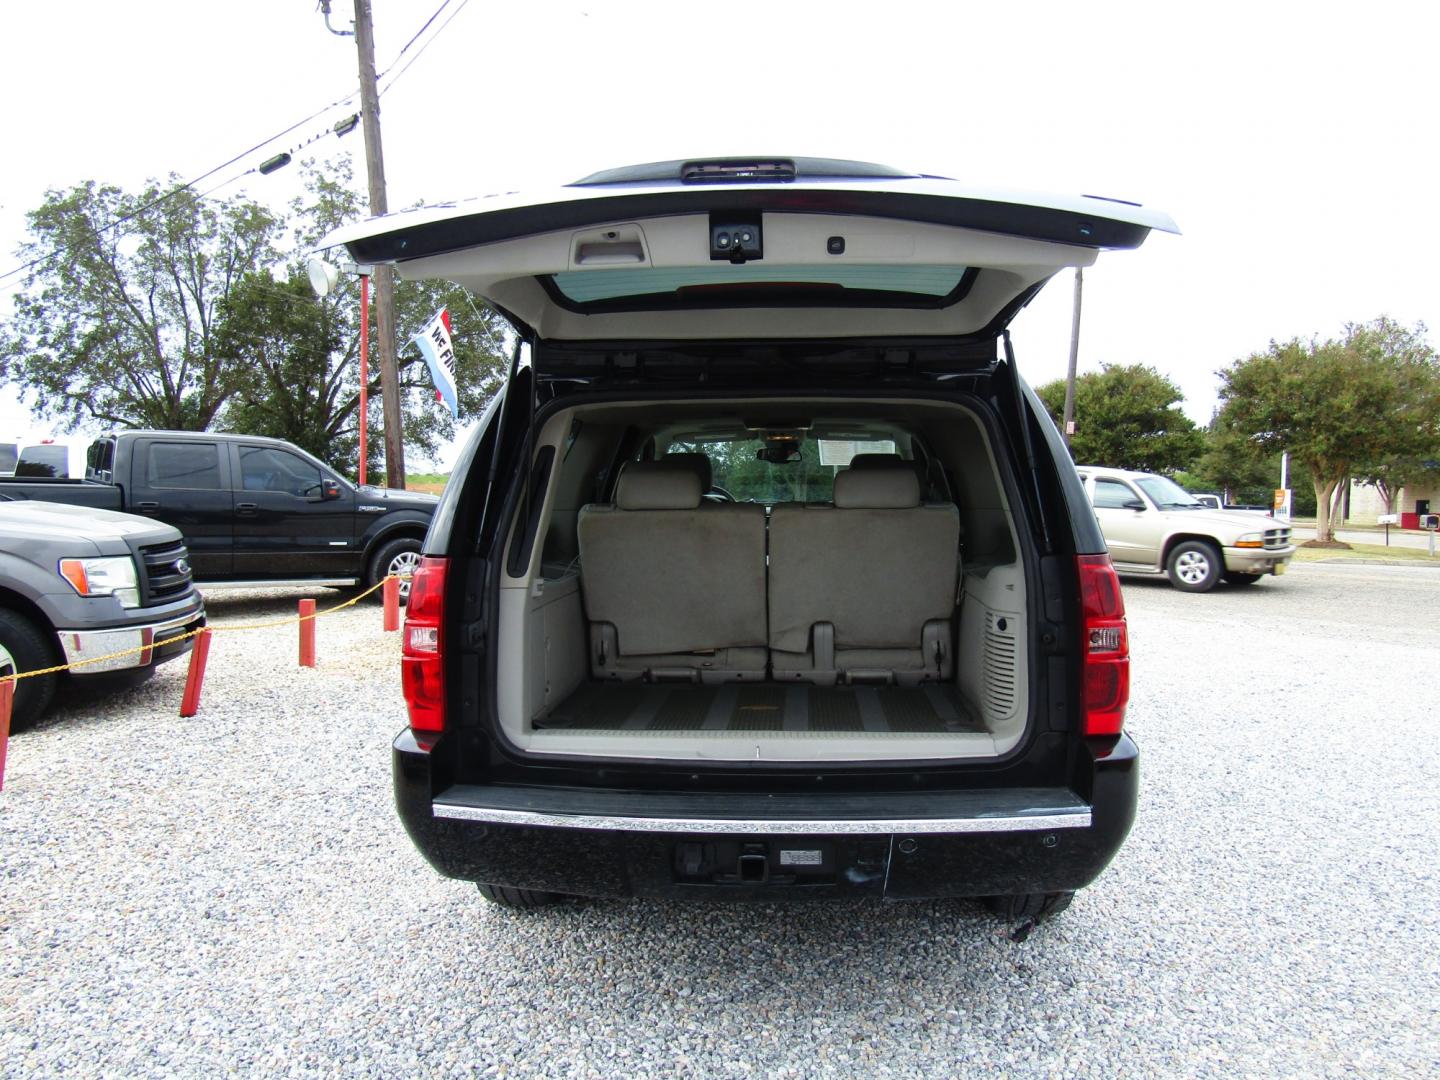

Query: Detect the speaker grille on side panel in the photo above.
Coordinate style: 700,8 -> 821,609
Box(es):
983,611 -> 1018,720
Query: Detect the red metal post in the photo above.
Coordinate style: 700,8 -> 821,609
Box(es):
299,599 -> 317,668
382,575 -> 400,632
0,680 -> 13,791
359,273 -> 370,487
179,628 -> 213,719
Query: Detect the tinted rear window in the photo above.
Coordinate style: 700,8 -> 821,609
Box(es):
147,442 -> 222,489
549,264 -> 973,310
16,445 -> 68,478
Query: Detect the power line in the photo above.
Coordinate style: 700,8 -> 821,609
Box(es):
0,2 -> 470,295
379,0 -> 471,97
381,0 -> 457,76
0,85 -> 360,290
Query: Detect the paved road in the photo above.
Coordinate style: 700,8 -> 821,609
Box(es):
1,572 -> 1437,1077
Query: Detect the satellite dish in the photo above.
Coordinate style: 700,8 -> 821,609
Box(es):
307,256 -> 341,297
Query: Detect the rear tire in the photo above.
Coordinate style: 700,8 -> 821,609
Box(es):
476,883 -> 564,909
1166,540 -> 1223,592
0,609 -> 59,731
367,537 -> 422,603
984,891 -> 1074,923
1223,571 -> 1264,586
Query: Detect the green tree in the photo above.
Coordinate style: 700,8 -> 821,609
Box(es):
1179,424 -> 1278,503
1355,456 -> 1440,515
214,160 -> 508,480
1035,363 -> 1204,472
211,270 -> 351,463
0,178 -> 280,430
1215,317 -> 1440,541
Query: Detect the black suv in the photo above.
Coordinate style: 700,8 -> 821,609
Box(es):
321,157 -> 1175,921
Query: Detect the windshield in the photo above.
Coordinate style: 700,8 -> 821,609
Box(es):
662,438 -> 897,504
1135,475 -> 1204,509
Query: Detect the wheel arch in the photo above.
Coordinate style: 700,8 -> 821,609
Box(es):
1161,532 -> 1222,566
0,586 -> 61,661
360,517 -> 432,562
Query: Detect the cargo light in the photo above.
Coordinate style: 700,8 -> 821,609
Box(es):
1077,554 -> 1129,736
401,556 -> 448,734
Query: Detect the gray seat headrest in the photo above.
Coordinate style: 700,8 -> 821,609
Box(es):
616,461 -> 703,510
662,452 -> 712,492
834,466 -> 920,509
847,453 -> 905,470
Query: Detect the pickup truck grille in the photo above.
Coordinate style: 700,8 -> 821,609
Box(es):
1264,528 -> 1292,551
138,540 -> 195,606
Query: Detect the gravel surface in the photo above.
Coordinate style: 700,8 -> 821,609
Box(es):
2,568 -> 1438,1077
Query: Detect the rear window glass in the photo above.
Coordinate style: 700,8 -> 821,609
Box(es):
147,442 -> 222,490
16,445 -> 69,478
550,264 -> 971,305
87,439 -> 114,478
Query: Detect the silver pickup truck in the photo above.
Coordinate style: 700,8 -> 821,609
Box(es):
0,500 -> 206,728
1077,467 -> 1295,592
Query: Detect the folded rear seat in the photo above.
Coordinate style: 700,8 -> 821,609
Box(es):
768,465 -> 960,686
577,460 -> 768,683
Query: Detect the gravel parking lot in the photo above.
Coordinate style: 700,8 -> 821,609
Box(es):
3,565 -> 1438,1078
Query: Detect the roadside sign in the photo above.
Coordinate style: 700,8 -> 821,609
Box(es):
1377,514 -> 1400,525
1272,488 -> 1292,519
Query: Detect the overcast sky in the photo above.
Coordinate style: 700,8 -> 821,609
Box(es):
3,1 -> 1437,468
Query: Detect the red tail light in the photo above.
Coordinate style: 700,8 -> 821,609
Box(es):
401,556 -> 448,733
1077,554 -> 1129,736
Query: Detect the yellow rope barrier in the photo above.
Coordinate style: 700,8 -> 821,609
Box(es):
0,576 -> 399,685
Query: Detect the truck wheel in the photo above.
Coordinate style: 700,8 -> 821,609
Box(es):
476,883 -> 564,909
0,610 -> 59,731
367,537 -> 422,603
1166,540 -> 1222,592
1223,571 -> 1264,587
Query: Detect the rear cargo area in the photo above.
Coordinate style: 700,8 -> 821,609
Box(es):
538,681 -> 984,736
491,395 -> 1033,763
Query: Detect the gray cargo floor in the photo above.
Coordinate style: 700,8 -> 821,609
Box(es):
537,681 -> 983,735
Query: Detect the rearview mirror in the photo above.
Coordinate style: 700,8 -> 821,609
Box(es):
756,445 -> 801,464
1123,498 -> 1146,511
316,478 -> 342,501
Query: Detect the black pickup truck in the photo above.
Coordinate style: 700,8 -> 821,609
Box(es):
0,431 -> 438,595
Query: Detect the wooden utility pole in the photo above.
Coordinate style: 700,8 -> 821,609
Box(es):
1061,268 -> 1083,448
352,0 -> 406,488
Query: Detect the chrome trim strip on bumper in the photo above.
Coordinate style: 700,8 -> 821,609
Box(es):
57,607 -> 204,672
195,577 -> 359,590
431,803 -> 1092,835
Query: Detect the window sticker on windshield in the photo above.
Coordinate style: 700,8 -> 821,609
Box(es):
817,439 -> 897,467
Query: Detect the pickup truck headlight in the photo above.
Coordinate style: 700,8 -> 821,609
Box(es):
58,556 -> 141,608
1233,532 -> 1265,549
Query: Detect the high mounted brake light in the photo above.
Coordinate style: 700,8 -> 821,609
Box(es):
401,557 -> 448,734
1077,554 -> 1130,736
681,159 -> 797,183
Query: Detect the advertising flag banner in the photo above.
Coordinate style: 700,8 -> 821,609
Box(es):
413,308 -> 458,417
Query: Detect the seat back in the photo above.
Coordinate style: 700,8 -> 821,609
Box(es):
577,461 -> 767,678
768,465 -> 959,684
